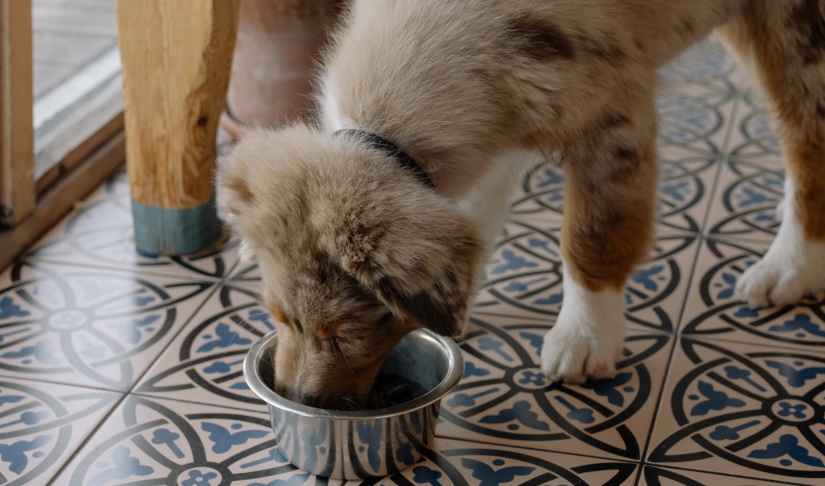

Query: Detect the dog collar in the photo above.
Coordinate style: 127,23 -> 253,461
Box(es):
334,129 -> 435,190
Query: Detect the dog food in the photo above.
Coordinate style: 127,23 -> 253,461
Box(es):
364,373 -> 426,409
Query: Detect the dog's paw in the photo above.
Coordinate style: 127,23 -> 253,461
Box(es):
539,274 -> 626,383
540,321 -> 625,383
736,245 -> 825,308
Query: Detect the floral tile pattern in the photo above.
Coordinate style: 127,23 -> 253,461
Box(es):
638,465 -> 792,485
50,395 -> 290,486
0,260 -> 216,390
1,39 -> 824,485
647,338 -> 825,485
438,316 -> 672,461
134,283 -> 273,411
704,159 -> 784,243
375,438 -> 639,485
0,378 -> 119,486
473,222 -> 699,335
727,90 -> 782,162
680,238 -> 825,351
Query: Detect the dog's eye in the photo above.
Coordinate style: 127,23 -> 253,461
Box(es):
265,298 -> 289,324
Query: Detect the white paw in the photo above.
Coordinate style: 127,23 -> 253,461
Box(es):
540,268 -> 626,383
736,247 -> 825,308
736,177 -> 825,308
540,320 -> 625,383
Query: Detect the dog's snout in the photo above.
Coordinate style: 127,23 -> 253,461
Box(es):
296,391 -> 367,410
296,392 -> 323,408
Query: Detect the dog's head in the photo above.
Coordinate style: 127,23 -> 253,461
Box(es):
218,125 -> 482,408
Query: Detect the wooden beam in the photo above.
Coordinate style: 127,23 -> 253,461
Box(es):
117,0 -> 239,255
0,0 -> 35,227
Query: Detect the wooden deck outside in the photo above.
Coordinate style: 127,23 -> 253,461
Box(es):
33,0 -> 117,101
31,0 -> 122,187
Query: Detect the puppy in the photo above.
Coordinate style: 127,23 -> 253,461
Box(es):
218,0 -> 825,408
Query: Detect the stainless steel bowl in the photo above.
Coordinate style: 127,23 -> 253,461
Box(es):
243,329 -> 464,480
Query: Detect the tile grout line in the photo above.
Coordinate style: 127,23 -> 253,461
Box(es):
20,253 -> 238,283
432,430 -> 643,468
670,84 -> 742,336
637,462 -> 810,486
126,390 -> 268,415
40,258 -> 244,483
44,392 -> 130,485
10,49 -> 823,484
635,83 -> 743,467
0,258 -> 228,388
124,257 -> 244,396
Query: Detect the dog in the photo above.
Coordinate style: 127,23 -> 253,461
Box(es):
218,0 -> 825,408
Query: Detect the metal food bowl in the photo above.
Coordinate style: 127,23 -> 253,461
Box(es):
243,329 -> 464,480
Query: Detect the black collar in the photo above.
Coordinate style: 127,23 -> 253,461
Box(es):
334,129 -> 435,190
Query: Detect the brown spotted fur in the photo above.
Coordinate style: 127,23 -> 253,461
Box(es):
218,0 -> 825,407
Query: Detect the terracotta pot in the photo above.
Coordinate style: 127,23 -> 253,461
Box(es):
222,0 -> 343,138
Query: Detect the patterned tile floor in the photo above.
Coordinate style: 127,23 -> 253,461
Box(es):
1,40 -> 824,485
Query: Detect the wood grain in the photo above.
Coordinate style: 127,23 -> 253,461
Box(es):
117,0 -> 239,210
0,0 -> 35,227
0,132 -> 124,271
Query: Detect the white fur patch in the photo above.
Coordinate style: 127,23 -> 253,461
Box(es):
736,178 -> 825,307
319,78 -> 345,132
540,266 -> 626,383
458,150 -> 533,256
238,238 -> 257,264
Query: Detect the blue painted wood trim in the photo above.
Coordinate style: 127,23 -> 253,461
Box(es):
131,195 -> 220,256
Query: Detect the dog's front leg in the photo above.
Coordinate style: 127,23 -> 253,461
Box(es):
720,5 -> 825,307
540,95 -> 659,383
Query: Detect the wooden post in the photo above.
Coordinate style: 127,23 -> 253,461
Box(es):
0,0 -> 34,228
117,0 -> 239,255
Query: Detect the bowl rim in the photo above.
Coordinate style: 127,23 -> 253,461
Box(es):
243,328 -> 464,420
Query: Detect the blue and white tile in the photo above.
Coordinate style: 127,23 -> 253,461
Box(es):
657,39 -> 741,95
507,158 -> 565,225
226,259 -> 263,294
654,82 -> 737,157
134,283 -> 273,410
656,145 -> 722,235
704,159 -> 783,243
0,260 -> 216,390
52,395 -> 317,486
726,90 -> 782,163
656,41 -> 741,159
25,171 -> 242,281
436,313 -> 673,461
647,337 -> 825,485
372,437 -> 638,486
0,377 -> 120,486
679,238 -> 825,351
639,465 -> 795,486
508,146 -> 720,236
472,223 -> 699,335
54,393 -> 641,486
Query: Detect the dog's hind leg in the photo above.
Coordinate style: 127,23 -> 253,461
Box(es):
719,0 -> 825,307
540,83 -> 659,383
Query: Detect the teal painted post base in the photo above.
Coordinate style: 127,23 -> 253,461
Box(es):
131,196 -> 220,256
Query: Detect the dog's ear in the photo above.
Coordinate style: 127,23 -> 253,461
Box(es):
369,229 -> 481,337
321,195 -> 483,337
